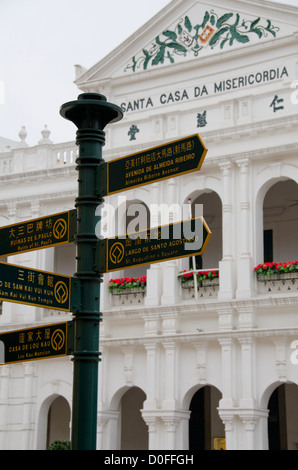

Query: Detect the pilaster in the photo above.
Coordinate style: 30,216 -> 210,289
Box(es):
218,161 -> 235,300
235,158 -> 255,299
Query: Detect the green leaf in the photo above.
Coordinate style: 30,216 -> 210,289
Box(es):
249,18 -> 262,38
184,16 -> 192,32
166,42 -> 187,53
216,13 -> 233,28
229,14 -> 249,44
209,26 -> 229,47
167,51 -> 175,63
131,56 -> 137,73
201,11 -> 209,30
142,49 -> 152,70
163,30 -> 177,41
265,19 -> 277,37
152,46 -> 165,65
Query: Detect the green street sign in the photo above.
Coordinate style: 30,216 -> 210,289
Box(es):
96,134 -> 207,196
0,209 -> 76,258
96,217 -> 211,273
0,321 -> 73,364
0,262 -> 76,312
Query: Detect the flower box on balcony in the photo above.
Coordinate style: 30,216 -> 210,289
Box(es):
254,261 -> 298,279
179,269 -> 219,299
254,261 -> 298,294
108,276 -> 147,295
180,269 -> 219,288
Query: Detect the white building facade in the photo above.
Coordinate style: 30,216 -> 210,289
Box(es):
0,0 -> 298,450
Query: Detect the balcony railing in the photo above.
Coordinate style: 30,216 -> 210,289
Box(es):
178,268 -> 219,300
109,277 -> 147,306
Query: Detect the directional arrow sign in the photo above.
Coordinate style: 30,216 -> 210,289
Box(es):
0,321 -> 73,364
97,134 -> 207,196
0,209 -> 76,258
96,217 -> 211,273
0,262 -> 77,312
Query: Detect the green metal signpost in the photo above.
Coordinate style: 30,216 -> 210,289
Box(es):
60,92 -> 123,450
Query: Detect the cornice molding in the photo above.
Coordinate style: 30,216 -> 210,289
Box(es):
100,326 -> 298,348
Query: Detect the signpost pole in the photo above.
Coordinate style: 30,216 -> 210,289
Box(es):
60,93 -> 123,450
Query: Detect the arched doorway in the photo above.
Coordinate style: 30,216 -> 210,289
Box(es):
114,199 -> 151,278
120,387 -> 148,450
263,179 -> 298,263
182,191 -> 222,271
189,385 -> 224,450
268,383 -> 298,450
46,396 -> 70,448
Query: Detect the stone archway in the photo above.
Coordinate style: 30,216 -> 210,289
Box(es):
46,395 -> 71,448
263,179 -> 298,263
267,383 -> 298,450
120,386 -> 148,450
188,385 -> 224,450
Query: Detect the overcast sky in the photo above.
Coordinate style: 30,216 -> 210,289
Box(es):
0,0 -> 297,147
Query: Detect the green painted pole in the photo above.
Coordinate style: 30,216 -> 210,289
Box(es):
60,93 -> 123,450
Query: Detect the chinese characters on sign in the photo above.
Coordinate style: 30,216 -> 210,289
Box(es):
0,210 -> 76,257
0,262 -> 72,311
0,322 -> 72,364
103,217 -> 211,272
106,134 -> 207,195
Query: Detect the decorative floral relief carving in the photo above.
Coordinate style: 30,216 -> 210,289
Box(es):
125,11 -> 279,72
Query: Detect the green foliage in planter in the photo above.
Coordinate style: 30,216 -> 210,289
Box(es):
180,269 -> 219,283
254,261 -> 298,276
48,440 -> 71,450
109,276 -> 146,292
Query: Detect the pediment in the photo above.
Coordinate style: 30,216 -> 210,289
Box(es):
75,0 -> 298,89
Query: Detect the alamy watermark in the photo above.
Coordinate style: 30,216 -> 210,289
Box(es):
95,197 -> 204,251
290,340 -> 298,365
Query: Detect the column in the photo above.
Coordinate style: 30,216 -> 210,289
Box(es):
162,415 -> 180,450
161,178 -> 181,306
218,337 -> 236,409
161,410 -> 190,450
0,366 -> 10,449
238,336 -> 256,409
21,362 -> 35,449
141,414 -> 159,450
145,183 -> 162,307
143,342 -> 159,410
218,413 -> 236,450
236,158 -> 255,299
98,410 -> 120,450
162,340 -> 177,409
239,414 -> 259,450
218,162 -> 235,300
